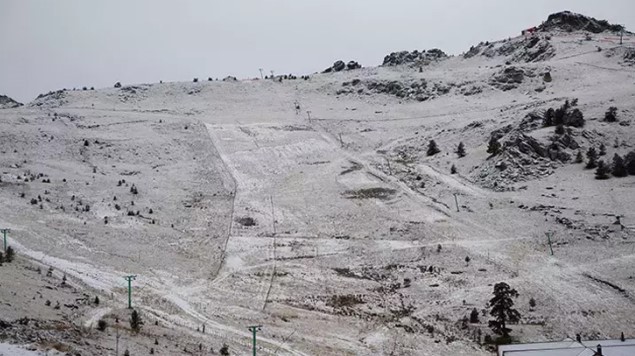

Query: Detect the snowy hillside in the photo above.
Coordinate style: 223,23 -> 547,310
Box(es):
0,11 -> 634,356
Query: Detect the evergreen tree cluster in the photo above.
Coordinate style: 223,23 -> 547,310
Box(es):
542,100 -> 585,128
581,146 -> 635,180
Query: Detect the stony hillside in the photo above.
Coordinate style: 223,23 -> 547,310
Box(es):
1,11 -> 634,356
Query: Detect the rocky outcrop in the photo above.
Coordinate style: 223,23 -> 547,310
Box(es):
490,66 -> 527,91
337,78 -> 453,101
540,11 -> 624,34
464,36 -> 555,63
30,90 -> 67,107
382,49 -> 447,66
0,95 -> 23,109
323,60 -> 361,73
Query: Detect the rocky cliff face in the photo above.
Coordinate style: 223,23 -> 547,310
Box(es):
0,95 -> 23,109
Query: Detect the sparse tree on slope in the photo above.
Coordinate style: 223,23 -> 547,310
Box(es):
595,160 -> 610,180
626,151 -> 635,175
456,142 -> 466,158
575,151 -> 584,164
586,147 -> 598,169
489,282 -> 520,339
5,246 -> 15,263
487,137 -> 501,156
451,164 -> 457,174
427,140 -> 440,156
130,309 -> 143,332
599,143 -> 607,156
612,154 -> 627,177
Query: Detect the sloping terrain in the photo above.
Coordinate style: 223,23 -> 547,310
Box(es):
1,11 -> 634,356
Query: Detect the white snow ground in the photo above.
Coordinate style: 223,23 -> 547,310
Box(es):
1,25 -> 634,355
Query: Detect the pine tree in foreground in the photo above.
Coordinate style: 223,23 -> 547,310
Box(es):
599,143 -> 607,156
451,164 -> 457,174
489,282 -> 520,340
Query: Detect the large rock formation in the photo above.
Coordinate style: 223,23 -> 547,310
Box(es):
0,94 -> 23,109
382,49 -> 447,66
323,60 -> 361,73
540,11 -> 624,33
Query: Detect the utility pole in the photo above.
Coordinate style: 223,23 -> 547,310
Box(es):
545,232 -> 554,256
270,70 -> 275,79
115,319 -> 120,356
385,158 -> 392,175
247,325 -> 262,356
620,26 -> 624,45
306,110 -> 312,123
1,228 -> 9,252
123,275 -> 137,309
258,68 -> 264,79
339,133 -> 344,148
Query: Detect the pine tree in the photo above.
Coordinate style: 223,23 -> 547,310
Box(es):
605,107 -> 618,122
543,108 -> 554,127
488,282 -> 521,339
451,164 -> 457,174
130,309 -> 143,332
625,151 -> 635,175
470,308 -> 480,323
586,147 -> 598,169
487,137 -> 502,156
220,344 -> 230,356
599,143 -> 607,156
595,160 -> 610,180
554,124 -> 565,135
529,297 -> 536,309
124,350 -> 130,356
575,151 -> 584,164
0,252 -> 4,266
94,296 -> 100,305
465,256 -> 471,266
457,142 -> 466,158
5,246 -> 15,263
612,154 -> 627,177
427,140 -> 440,156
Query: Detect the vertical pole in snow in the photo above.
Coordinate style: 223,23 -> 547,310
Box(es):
620,27 -> 624,45
124,275 -> 137,309
339,133 -> 343,147
306,111 -> 312,123
270,195 -> 276,236
247,325 -> 262,356
453,194 -> 460,212
1,229 -> 8,252
385,158 -> 392,175
546,232 -> 554,256
258,68 -> 264,79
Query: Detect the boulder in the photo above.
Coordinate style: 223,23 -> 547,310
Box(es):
346,61 -> 361,70
333,60 -> 346,72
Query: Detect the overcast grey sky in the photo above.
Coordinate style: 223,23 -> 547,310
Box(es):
1,0 -> 633,103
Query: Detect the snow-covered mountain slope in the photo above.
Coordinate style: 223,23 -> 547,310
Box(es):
0,11 -> 634,356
